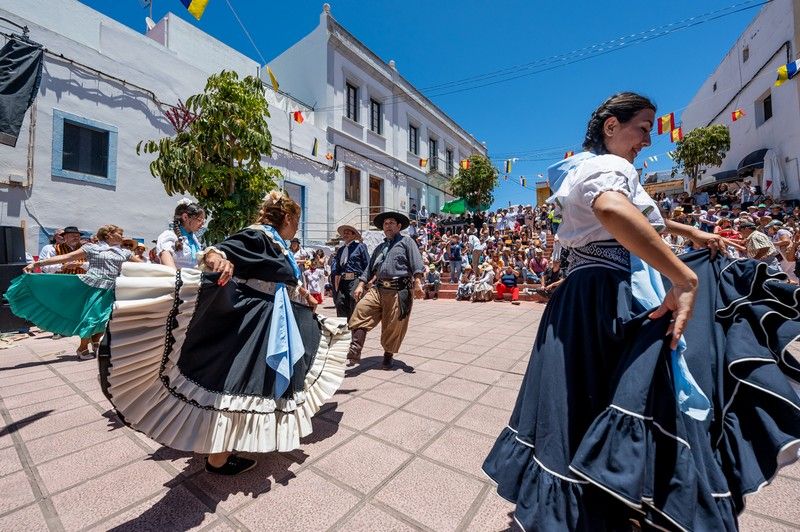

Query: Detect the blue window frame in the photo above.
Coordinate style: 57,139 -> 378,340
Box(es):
52,109 -> 118,187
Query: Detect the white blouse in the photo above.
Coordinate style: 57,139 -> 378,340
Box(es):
548,154 -> 664,248
156,229 -> 203,269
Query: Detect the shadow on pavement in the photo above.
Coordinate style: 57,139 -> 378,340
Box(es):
0,410 -> 53,436
344,355 -> 415,377
107,412 -> 345,530
0,353 -> 75,372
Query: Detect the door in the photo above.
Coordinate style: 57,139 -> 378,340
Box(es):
283,181 -> 306,242
369,176 -> 383,223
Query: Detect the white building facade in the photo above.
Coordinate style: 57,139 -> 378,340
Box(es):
266,4 -> 487,239
0,1 -> 485,255
680,0 -> 800,200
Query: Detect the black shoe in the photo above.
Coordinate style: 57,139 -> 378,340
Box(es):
205,455 -> 257,475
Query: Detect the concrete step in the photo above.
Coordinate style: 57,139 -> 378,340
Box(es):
427,288 -> 541,302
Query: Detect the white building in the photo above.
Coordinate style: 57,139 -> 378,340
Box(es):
267,4 -> 486,237
0,1 -> 485,255
680,0 -> 800,200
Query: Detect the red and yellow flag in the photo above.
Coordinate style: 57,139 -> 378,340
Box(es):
460,159 -> 471,170
419,158 -> 428,168
325,152 -> 334,160
670,127 -> 683,143
564,150 -> 574,159
731,109 -> 745,122
657,112 -> 675,135
293,111 -> 304,124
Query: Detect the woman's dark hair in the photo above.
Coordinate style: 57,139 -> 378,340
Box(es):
172,201 -> 204,252
582,92 -> 657,154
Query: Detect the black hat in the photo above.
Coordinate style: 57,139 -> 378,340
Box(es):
373,211 -> 410,230
290,237 -> 300,243
63,226 -> 81,234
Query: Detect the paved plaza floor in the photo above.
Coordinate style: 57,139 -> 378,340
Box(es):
1,299 -> 799,531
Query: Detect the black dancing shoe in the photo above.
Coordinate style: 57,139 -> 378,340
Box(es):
205,455 -> 257,476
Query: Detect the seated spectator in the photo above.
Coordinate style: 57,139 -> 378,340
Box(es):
495,265 -> 521,305
456,265 -> 476,301
527,248 -> 548,283
133,242 -> 150,263
423,265 -> 441,300
472,263 -> 495,302
739,221 -> 781,272
531,259 -> 565,302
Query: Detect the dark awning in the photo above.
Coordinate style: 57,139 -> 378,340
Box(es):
737,149 -> 768,173
713,170 -> 739,182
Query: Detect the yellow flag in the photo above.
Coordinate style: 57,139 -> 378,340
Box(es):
266,66 -> 279,93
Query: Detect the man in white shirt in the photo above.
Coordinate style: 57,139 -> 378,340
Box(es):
467,228 -> 485,271
38,228 -> 64,273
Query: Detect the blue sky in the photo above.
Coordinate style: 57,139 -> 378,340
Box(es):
79,0 -> 762,209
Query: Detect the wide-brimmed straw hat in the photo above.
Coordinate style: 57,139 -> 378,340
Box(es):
336,224 -> 362,240
480,262 -> 494,271
373,211 -> 410,230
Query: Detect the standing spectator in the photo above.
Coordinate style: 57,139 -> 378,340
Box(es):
409,203 -> 418,221
419,205 -> 429,224
447,235 -> 463,283
495,264 -> 521,305
738,179 -> 755,208
302,260 -> 325,304
54,226 -> 87,274
38,228 -> 65,273
157,200 -> 205,270
133,242 -> 150,263
467,228 -> 484,272
423,265 -> 441,299
739,220 -> 780,271
290,238 -> 312,272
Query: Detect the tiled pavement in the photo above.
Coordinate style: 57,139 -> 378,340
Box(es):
1,299 -> 799,531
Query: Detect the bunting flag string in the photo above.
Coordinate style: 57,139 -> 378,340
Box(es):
460,159 -> 471,170
775,59 -> 800,86
419,158 -> 428,168
731,108 -> 745,121
564,150 -> 574,159
293,110 -> 304,124
504,159 -> 513,173
670,127 -> 684,143
520,176 -> 527,187
325,152 -> 334,160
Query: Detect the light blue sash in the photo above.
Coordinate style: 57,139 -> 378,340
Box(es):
178,226 -> 201,259
259,225 -> 305,398
630,255 -> 711,421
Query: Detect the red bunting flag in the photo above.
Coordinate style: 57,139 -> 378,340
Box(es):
460,159 -> 471,170
419,158 -> 428,168
325,152 -> 334,160
564,150 -> 574,159
670,127 -> 683,143
731,109 -> 745,122
657,113 -> 675,135
293,111 -> 304,124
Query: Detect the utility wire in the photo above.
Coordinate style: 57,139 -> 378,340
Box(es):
224,0 -> 267,65
313,0 -> 769,113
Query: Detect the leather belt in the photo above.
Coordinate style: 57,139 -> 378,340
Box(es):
376,277 -> 412,290
341,272 -> 357,281
233,277 -> 309,306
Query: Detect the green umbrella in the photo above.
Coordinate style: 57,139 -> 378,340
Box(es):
441,198 -> 468,214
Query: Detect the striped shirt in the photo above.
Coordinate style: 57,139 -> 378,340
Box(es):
54,243 -> 87,274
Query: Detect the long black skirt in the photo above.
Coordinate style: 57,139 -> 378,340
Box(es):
483,248 -> 800,531
99,263 -> 349,454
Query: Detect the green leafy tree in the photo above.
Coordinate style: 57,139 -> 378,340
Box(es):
138,70 -> 282,244
672,124 -> 731,192
449,154 -> 499,209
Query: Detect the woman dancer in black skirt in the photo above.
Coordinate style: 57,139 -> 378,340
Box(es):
483,93 -> 800,530
102,191 -> 348,475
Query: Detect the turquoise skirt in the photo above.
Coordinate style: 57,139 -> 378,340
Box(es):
4,273 -> 114,338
